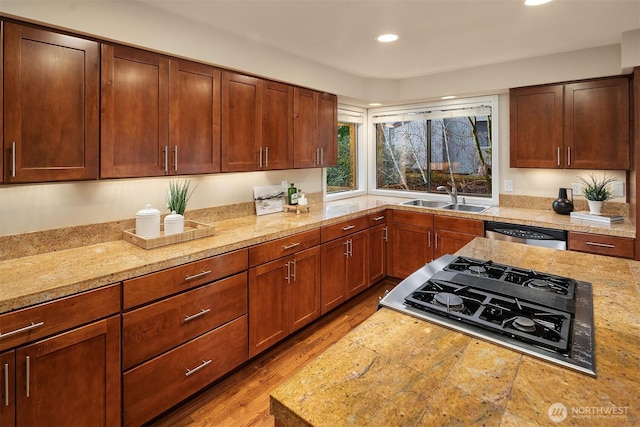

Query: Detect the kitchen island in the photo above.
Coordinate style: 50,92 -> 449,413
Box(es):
270,238 -> 640,426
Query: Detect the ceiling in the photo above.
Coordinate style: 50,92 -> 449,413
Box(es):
136,0 -> 640,80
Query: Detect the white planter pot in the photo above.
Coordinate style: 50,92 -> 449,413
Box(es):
587,200 -> 603,215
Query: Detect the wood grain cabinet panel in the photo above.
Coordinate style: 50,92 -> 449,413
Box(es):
3,22 -> 99,182
569,231 -> 634,259
368,212 -> 388,286
101,44 -> 169,178
387,210 -> 434,279
433,215 -> 484,258
293,88 -> 337,168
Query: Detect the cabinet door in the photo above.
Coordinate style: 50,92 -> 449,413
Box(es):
248,257 -> 288,357
317,92 -> 338,167
3,22 -> 99,182
564,77 -> 630,170
293,87 -> 318,168
368,223 -> 387,286
262,80 -> 294,169
346,230 -> 368,298
0,350 -> 15,427
434,229 -> 478,258
320,237 -> 347,314
221,71 -> 262,172
101,44 -> 169,178
509,84 -> 563,168
169,59 -> 221,174
388,222 -> 432,279
16,316 -> 120,427
289,246 -> 321,333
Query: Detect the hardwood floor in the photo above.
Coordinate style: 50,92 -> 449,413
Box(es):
147,280 -> 397,427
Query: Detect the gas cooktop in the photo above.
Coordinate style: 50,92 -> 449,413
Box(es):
378,254 -> 596,376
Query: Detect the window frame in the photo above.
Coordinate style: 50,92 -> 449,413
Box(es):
367,95 -> 499,206
323,105 -> 368,201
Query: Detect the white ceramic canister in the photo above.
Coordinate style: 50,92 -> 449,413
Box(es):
164,211 -> 184,235
135,204 -> 161,238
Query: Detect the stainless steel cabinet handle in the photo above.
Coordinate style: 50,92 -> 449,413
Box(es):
320,147 -> 324,165
291,259 -> 297,281
164,145 -> 169,174
265,146 -> 269,168
185,359 -> 212,377
348,239 -> 353,257
285,261 -> 291,284
586,241 -> 615,248
0,321 -> 44,339
567,147 -> 571,166
259,147 -> 263,168
315,147 -> 320,165
4,363 -> 8,406
342,225 -> 355,231
174,146 -> 178,172
428,230 -> 432,248
343,241 -> 349,256
383,226 -> 388,242
184,270 -> 212,282
372,216 -> 385,221
25,356 -> 30,398
184,308 -> 211,323
11,142 -> 16,177
283,242 -> 300,250
557,147 -> 561,167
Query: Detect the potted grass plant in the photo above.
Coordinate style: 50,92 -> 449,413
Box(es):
577,173 -> 616,215
165,179 -> 193,234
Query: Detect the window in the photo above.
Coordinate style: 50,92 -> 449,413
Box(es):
369,96 -> 498,204
324,106 -> 366,200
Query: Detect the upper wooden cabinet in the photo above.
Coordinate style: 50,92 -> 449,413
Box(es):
3,22 -> 99,183
510,76 -> 630,170
293,88 -> 337,168
221,71 -> 293,172
101,45 -> 169,178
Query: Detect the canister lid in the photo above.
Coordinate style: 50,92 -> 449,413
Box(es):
136,204 -> 160,218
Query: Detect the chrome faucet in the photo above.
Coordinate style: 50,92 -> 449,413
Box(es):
437,184 -> 458,205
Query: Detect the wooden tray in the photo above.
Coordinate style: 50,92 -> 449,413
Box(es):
283,204 -> 311,214
123,220 -> 215,249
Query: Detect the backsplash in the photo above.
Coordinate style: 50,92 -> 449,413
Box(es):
499,194 -> 630,217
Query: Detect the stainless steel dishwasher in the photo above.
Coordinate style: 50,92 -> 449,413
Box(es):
484,221 -> 567,250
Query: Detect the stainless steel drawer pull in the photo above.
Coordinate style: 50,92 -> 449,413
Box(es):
265,146 -> 269,167
0,321 -> 44,339
184,308 -> 211,323
185,359 -> 212,377
557,147 -> 561,166
174,146 -> 178,172
184,270 -> 212,282
25,356 -> 30,398
11,142 -> 16,178
164,145 -> 169,174
283,242 -> 300,250
342,225 -> 355,231
4,363 -> 8,406
285,261 -> 291,284
586,241 -> 615,248
372,216 -> 385,221
383,226 -> 388,242
567,146 -> 571,166
291,259 -> 297,281
259,147 -> 263,168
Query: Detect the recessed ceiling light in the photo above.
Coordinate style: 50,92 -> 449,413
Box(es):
368,102 -> 382,107
441,96 -> 456,100
525,0 -> 552,6
377,34 -> 398,43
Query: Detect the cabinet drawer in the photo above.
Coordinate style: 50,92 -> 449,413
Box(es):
368,211 -> 388,227
391,210 -> 433,228
321,216 -> 368,243
434,215 -> 484,235
569,232 -> 634,259
123,249 -> 248,309
249,228 -> 320,267
123,315 -> 248,426
122,272 -> 247,369
0,284 -> 120,352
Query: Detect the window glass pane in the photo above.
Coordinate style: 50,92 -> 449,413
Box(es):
327,122 -> 357,194
374,106 -> 492,197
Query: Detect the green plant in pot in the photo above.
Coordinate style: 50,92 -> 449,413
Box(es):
577,173 -> 616,215
165,179 -> 193,235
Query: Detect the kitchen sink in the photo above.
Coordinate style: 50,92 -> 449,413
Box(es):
440,203 -> 490,213
401,199 -> 449,208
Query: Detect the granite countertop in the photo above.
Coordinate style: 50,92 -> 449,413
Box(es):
0,195 -> 636,314
270,238 -> 640,426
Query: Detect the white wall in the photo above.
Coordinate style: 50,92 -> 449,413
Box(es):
0,1 -> 632,236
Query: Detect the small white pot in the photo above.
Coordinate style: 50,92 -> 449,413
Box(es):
587,200 -> 603,215
164,211 -> 185,235
136,204 -> 161,238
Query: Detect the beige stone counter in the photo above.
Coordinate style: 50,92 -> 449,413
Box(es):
0,195 -> 635,314
270,238 -> 640,426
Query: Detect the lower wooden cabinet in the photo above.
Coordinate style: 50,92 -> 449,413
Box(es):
368,213 -> 388,286
433,215 -> 484,258
388,210 -> 434,279
123,316 -> 248,426
1,316 -> 120,427
248,246 -> 321,357
569,231 -> 634,259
